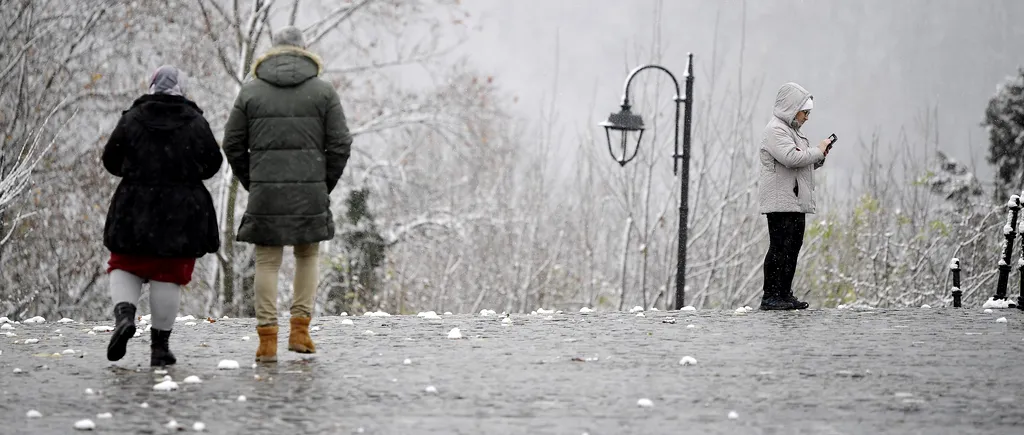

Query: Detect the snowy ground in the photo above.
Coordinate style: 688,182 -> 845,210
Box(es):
1,309 -> 1023,434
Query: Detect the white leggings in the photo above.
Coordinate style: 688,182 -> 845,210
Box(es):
109,269 -> 180,330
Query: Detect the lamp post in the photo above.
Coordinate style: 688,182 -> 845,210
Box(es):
599,53 -> 694,310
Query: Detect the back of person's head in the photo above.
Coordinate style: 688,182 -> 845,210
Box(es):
149,65 -> 186,96
273,26 -> 306,48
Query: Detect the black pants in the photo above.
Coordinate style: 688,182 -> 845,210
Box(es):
762,212 -> 806,300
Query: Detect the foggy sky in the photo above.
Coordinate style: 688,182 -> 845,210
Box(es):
454,0 -> 1024,188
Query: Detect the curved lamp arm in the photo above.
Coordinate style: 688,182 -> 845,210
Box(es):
619,63 -> 684,109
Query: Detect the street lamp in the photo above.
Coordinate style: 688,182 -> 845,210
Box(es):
599,53 -> 694,310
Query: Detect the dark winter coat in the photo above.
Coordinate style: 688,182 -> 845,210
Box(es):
102,94 -> 223,258
222,46 -> 353,247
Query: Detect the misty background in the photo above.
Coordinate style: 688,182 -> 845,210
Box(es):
457,0 -> 1024,193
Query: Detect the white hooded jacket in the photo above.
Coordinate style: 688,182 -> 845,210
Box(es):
757,82 -> 825,214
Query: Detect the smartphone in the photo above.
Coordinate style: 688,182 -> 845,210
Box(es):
826,133 -> 838,153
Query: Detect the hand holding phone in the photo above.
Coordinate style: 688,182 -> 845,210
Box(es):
825,133 -> 838,154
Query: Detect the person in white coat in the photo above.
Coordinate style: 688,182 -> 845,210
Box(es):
756,82 -> 832,310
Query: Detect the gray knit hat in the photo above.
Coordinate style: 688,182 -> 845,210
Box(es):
148,65 -> 185,96
272,26 -> 306,48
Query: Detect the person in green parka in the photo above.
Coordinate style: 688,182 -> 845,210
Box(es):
222,26 -> 353,362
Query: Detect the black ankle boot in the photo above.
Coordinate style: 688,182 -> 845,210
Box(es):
759,297 -> 796,310
783,294 -> 810,310
150,329 -> 177,367
107,302 -> 137,361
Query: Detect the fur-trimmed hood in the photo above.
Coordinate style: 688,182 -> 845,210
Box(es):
251,46 -> 324,87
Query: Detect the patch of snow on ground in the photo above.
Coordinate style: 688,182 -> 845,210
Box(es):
982,297 -> 1015,309
579,307 -> 594,313
363,310 -> 391,317
153,380 -> 178,391
417,311 -> 441,319
341,319 -> 354,325
681,306 -> 696,311
26,410 -> 42,418
217,360 -> 240,370
679,356 -> 697,366
637,398 -> 654,407
74,419 -> 96,430
184,376 -> 202,384
447,328 -> 462,339
996,317 -> 1008,323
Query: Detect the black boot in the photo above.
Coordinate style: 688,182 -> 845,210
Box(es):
107,302 -> 137,361
759,297 -> 796,310
781,290 -> 810,310
784,295 -> 809,309
150,329 -> 177,367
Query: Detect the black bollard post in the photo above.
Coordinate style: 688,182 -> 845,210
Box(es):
1019,191 -> 1024,311
1018,255 -> 1024,311
993,195 -> 1021,303
950,258 -> 962,308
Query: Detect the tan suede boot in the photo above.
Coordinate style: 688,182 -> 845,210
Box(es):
288,317 -> 316,354
255,325 -> 278,362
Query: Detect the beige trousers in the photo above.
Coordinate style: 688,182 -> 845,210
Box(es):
254,243 -> 319,326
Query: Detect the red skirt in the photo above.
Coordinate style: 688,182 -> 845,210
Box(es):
107,253 -> 196,286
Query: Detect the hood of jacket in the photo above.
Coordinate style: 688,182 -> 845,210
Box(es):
128,94 -> 201,130
251,46 -> 323,87
772,82 -> 812,127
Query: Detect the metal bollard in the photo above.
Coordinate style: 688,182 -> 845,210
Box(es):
993,195 -> 1021,302
950,258 -> 962,308
1019,191 -> 1024,310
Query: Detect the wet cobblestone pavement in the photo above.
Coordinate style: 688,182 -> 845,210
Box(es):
1,308 -> 1023,434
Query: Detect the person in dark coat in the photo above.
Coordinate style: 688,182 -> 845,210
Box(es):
223,26 -> 352,362
102,65 -> 223,366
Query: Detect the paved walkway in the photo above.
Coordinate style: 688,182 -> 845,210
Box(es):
1,308 -> 1022,434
